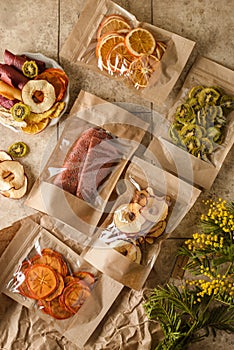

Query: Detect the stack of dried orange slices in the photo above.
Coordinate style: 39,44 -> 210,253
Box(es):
96,14 -> 167,88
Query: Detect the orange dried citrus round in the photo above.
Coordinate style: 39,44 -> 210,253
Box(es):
96,34 -> 124,71
97,17 -> 131,39
26,264 -> 58,300
129,55 -> 159,88
125,28 -> 156,56
21,118 -> 50,134
107,42 -> 135,73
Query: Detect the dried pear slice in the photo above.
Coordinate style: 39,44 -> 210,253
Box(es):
10,102 -> 30,122
197,87 -> 220,106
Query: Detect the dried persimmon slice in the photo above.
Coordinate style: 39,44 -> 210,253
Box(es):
44,272 -> 65,302
38,299 -> 51,315
64,282 -> 91,314
17,261 -> 37,299
64,276 -> 80,286
40,248 -> 68,276
26,264 -> 58,300
73,271 -> 95,287
49,297 -> 73,320
31,253 -> 64,275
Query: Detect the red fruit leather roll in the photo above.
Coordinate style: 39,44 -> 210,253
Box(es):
0,94 -> 19,109
76,136 -> 121,201
54,127 -> 112,195
0,63 -> 28,89
4,50 -> 46,73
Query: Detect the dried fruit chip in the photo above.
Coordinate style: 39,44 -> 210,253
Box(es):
26,264 -> 58,300
97,17 -> 131,39
31,253 -> 64,275
64,282 -> 91,314
73,271 -> 95,287
45,272 -> 65,302
125,28 -> 156,57
107,42 -> 135,73
96,34 -> 124,71
49,297 -> 73,319
128,55 -> 159,88
21,117 -> 49,134
8,142 -> 29,158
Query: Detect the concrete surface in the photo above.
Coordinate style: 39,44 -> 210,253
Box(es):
0,0 -> 233,349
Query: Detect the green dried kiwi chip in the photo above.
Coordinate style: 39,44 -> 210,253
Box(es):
22,60 -> 38,78
182,136 -> 201,152
197,87 -> 220,106
186,97 -> 201,113
191,147 -> 209,162
207,126 -> 222,143
180,124 -> 203,139
169,123 -> 182,143
175,103 -> 195,124
200,137 -> 213,154
8,142 -> 29,158
10,102 -> 31,122
220,95 -> 234,111
188,85 -> 204,99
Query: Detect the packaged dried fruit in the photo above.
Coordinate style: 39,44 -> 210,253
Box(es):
61,0 -> 195,105
0,218 -> 123,348
25,90 -> 149,235
145,57 -> 234,190
83,156 -> 201,290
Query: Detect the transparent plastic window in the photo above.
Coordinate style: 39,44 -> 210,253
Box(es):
160,57 -> 234,168
2,222 -> 98,322
80,1 -> 170,90
98,170 -> 173,267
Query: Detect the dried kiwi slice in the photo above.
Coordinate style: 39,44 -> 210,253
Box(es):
169,123 -> 182,143
197,87 -> 220,106
10,102 -> 31,122
188,85 -> 204,99
183,136 -> 201,152
180,124 -> 203,139
220,95 -> 234,111
200,137 -> 213,154
207,126 -> 221,143
175,103 -> 195,124
8,142 -> 28,158
22,60 -> 38,78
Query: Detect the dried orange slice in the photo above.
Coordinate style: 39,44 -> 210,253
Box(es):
96,34 -> 124,71
129,55 -> 159,88
97,17 -> 131,39
125,28 -> 156,57
21,118 -> 49,134
26,264 -> 58,300
107,42 -> 135,73
154,41 -> 167,60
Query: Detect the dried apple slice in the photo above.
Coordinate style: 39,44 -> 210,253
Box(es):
113,240 -> 142,264
0,160 -> 25,191
0,175 -> 27,199
114,203 -> 146,234
140,196 -> 168,223
0,150 -> 12,162
26,264 -> 58,300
